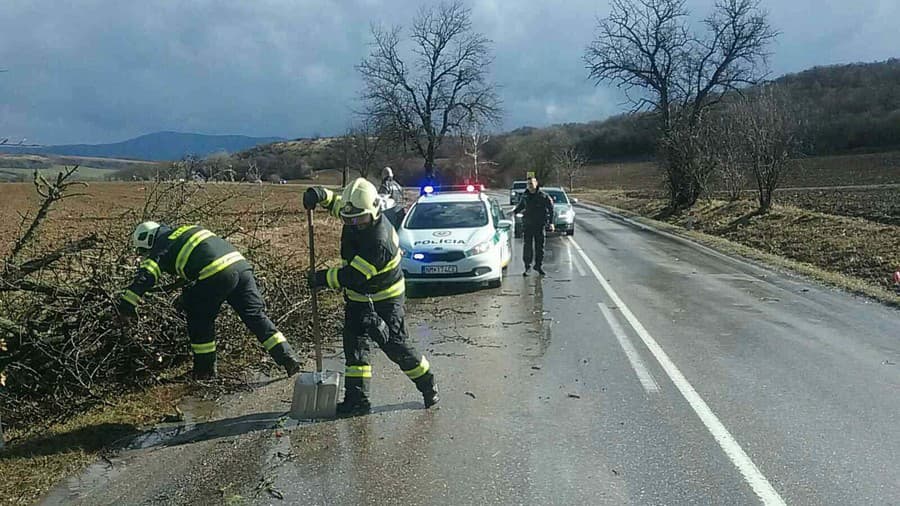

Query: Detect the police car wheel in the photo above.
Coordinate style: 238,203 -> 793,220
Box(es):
487,278 -> 502,288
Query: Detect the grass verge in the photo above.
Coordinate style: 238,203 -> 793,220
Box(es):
0,384 -> 188,505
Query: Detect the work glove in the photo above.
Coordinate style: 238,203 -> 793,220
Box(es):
308,269 -> 329,290
303,187 -> 327,210
173,293 -> 186,313
546,224 -> 555,232
116,300 -> 138,326
361,301 -> 390,345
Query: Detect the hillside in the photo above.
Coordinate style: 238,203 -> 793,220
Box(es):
486,58 -> 900,176
0,131 -> 285,161
777,59 -> 900,153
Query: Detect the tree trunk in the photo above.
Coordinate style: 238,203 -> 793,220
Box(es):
424,143 -> 436,180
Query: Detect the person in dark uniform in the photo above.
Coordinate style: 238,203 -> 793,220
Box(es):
304,178 -> 439,415
117,222 -> 302,380
512,177 -> 554,275
378,167 -> 406,229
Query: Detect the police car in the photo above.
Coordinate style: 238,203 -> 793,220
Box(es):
399,184 -> 513,288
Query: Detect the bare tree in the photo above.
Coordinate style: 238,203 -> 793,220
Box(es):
245,160 -> 262,184
202,152 -> 236,182
358,1 -> 502,180
344,116 -> 388,180
330,131 -> 353,187
585,0 -> 778,210
709,110 -> 748,201
726,85 -> 804,212
554,146 -> 586,191
658,112 -> 723,204
461,114 -> 495,182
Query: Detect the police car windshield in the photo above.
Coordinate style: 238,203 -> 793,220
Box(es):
406,202 -> 488,229
545,190 -> 569,204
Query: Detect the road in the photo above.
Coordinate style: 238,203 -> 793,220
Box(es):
42,200 -> 900,505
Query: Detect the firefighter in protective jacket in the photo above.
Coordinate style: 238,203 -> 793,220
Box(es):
117,222 -> 302,380
304,177 -> 439,415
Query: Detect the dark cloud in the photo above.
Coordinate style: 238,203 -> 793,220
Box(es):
0,0 -> 896,144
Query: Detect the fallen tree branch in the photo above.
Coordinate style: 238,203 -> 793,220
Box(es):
10,166 -> 86,261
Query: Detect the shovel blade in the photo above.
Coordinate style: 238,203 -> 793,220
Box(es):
289,371 -> 341,420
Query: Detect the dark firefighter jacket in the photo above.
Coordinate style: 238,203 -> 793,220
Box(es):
119,224 -> 249,310
315,189 -> 404,302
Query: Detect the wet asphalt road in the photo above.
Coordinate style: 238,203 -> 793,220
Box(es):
42,201 -> 900,505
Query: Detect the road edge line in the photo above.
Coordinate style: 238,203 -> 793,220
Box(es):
569,236 -> 786,506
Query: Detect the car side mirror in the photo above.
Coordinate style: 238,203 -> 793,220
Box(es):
572,198 -> 578,203
498,219 -> 513,230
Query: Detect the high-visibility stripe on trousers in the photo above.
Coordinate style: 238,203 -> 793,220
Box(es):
342,295 -> 432,399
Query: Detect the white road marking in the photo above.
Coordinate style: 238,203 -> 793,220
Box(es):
598,303 -> 660,393
565,240 -> 588,277
569,236 -> 786,506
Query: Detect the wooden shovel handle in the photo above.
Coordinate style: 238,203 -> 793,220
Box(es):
307,209 -> 323,372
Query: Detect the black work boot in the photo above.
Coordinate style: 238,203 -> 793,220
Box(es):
414,373 -> 439,409
269,341 -> 302,376
535,265 -> 546,276
523,265 -> 531,276
336,396 -> 372,417
192,352 -> 218,381
337,377 -> 371,417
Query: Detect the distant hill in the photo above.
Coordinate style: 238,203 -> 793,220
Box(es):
485,58 -> 900,172
0,131 -> 285,161
775,58 -> 900,153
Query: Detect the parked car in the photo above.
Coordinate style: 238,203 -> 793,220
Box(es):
399,185 -> 512,288
509,180 -> 528,205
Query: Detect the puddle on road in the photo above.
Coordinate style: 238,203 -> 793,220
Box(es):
126,395 -> 221,450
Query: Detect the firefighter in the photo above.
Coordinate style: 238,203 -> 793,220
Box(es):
513,176 -> 554,275
116,222 -> 302,380
303,178 -> 439,415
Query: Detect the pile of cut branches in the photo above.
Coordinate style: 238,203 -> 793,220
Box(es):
0,167 -> 318,434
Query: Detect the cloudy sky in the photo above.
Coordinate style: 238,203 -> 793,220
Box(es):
1,0 -> 897,145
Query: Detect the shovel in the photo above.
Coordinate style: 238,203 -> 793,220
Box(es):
289,209 -> 341,419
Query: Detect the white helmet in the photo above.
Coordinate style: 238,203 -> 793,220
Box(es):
340,178 -> 381,220
382,166 -> 393,179
132,221 -> 161,250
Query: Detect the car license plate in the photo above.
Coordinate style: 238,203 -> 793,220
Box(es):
423,265 -> 457,274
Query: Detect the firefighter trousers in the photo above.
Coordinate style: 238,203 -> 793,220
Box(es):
181,266 -> 292,371
342,295 -> 435,400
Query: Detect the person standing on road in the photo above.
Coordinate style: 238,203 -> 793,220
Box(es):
379,167 -> 404,206
303,178 -> 439,416
379,167 -> 406,229
116,222 -> 303,380
513,177 -> 554,275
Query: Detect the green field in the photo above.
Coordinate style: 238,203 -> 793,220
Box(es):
0,165 -> 114,182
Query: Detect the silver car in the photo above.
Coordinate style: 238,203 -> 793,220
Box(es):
509,180 -> 528,205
